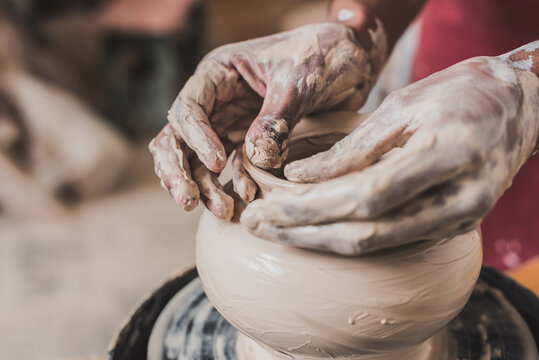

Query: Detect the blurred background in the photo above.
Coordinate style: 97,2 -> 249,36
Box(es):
0,0 -> 333,358
3,0 -> 538,359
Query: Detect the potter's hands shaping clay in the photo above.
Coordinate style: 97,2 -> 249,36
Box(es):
149,22 -> 387,220
242,42 -> 539,255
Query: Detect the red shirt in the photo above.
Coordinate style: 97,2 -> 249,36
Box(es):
412,0 -> 539,270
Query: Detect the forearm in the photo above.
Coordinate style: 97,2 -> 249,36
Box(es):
500,41 -> 539,153
328,0 -> 426,52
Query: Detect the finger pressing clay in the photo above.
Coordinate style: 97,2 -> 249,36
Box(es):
192,160 -> 234,220
247,172 -> 491,255
284,105 -> 410,183
169,98 -> 227,173
231,146 -> 257,202
255,128 -> 483,229
245,115 -> 290,170
149,124 -> 199,210
170,59 -> 245,172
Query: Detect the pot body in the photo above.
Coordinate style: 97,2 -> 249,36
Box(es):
196,210 -> 482,359
197,112 -> 482,359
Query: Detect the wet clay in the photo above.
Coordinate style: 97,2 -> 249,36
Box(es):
143,266 -> 538,360
235,324 -> 444,360
196,113 -> 483,359
197,204 -> 482,359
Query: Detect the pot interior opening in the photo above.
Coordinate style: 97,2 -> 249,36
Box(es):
269,131 -> 347,180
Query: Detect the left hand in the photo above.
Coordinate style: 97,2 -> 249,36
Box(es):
241,51 -> 539,255
149,22 -> 387,220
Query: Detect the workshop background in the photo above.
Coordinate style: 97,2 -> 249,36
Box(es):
1,1 -> 536,359
0,1 -> 329,359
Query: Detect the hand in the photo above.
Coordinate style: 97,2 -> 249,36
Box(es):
241,50 -> 539,254
149,21 -> 387,219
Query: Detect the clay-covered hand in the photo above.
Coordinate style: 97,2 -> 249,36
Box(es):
241,43 -> 539,254
149,22 -> 386,220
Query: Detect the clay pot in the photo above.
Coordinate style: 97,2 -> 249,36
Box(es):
196,112 -> 483,360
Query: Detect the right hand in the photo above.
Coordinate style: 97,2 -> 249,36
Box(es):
241,47 -> 539,255
149,21 -> 387,219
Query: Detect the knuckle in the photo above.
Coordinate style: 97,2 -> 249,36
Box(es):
382,90 -> 401,104
148,138 -> 158,153
456,219 -> 479,233
475,189 -> 495,215
202,45 -> 230,61
461,188 -> 495,219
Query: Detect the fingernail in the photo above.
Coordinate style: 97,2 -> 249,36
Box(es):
246,118 -> 289,169
173,181 -> 200,211
181,195 -> 199,211
245,137 -> 282,169
283,163 -> 303,182
208,150 -> 227,172
235,178 -> 257,202
208,195 -> 234,220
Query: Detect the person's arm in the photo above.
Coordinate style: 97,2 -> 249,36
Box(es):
328,0 -> 426,52
241,41 -> 539,255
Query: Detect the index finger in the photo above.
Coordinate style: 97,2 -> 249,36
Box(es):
170,60 -> 244,172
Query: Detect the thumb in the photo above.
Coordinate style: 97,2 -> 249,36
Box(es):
283,138 -> 355,183
245,84 -> 304,170
284,116 -> 409,183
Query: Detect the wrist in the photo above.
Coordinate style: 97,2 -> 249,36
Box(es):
499,42 -> 539,156
501,41 -> 539,78
329,0 -> 425,51
328,0 -> 388,76
328,0 -> 375,45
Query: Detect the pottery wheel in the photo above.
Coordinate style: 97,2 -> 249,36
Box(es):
108,267 -> 539,360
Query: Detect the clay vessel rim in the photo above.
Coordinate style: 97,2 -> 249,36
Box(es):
241,112 -> 369,189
